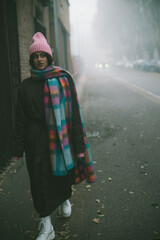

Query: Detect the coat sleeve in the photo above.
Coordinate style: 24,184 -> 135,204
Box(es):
12,84 -> 28,157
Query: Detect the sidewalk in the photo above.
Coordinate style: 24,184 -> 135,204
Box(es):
0,157 -> 42,239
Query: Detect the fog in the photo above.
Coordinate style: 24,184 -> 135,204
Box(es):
69,0 -> 160,72
69,0 -> 98,71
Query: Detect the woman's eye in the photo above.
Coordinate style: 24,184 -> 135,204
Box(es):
33,53 -> 46,59
33,55 -> 38,59
41,53 -> 46,58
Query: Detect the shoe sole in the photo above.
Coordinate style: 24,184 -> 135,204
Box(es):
47,230 -> 55,240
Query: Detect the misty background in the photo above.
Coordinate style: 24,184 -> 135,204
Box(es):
69,0 -> 160,71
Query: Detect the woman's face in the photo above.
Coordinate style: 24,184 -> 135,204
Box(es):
32,51 -> 48,70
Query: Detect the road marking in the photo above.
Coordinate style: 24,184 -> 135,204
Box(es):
107,74 -> 160,104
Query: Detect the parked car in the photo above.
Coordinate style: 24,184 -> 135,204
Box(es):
149,59 -> 157,72
141,60 -> 151,71
124,61 -> 133,69
133,59 -> 151,71
133,59 -> 160,73
155,60 -> 160,72
133,59 -> 144,70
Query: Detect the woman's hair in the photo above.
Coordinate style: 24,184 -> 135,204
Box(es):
30,52 -> 54,68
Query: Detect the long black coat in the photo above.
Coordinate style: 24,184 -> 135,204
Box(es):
13,77 -> 75,217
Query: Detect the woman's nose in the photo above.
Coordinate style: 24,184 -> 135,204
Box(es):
37,56 -> 42,61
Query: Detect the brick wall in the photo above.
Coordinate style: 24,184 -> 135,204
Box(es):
16,0 -> 34,81
44,7 -> 50,45
16,0 -> 51,81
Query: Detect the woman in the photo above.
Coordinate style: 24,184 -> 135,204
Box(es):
12,32 -> 96,240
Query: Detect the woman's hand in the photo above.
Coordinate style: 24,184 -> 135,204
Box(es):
77,153 -> 84,158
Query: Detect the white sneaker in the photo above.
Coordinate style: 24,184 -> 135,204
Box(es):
61,200 -> 71,218
36,216 -> 55,240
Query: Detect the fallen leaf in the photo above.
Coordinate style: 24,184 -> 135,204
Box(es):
65,236 -> 70,239
97,210 -> 104,217
72,234 -> 78,238
92,218 -> 100,224
129,191 -> 134,194
101,180 -> 106,183
101,204 -> 105,209
108,177 -> 112,181
86,185 -> 91,188
96,199 -> 101,203
72,186 -> 77,192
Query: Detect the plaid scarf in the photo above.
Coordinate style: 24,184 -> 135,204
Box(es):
31,64 -> 96,183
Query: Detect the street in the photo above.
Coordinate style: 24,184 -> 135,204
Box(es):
0,68 -> 160,240
69,68 -> 160,240
106,67 -> 160,101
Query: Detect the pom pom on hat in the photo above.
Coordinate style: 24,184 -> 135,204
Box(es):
29,32 -> 53,57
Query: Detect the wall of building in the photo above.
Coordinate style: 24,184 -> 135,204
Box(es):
56,0 -> 72,72
43,5 -> 51,44
57,0 -> 70,33
16,0 -> 52,80
16,0 -> 34,80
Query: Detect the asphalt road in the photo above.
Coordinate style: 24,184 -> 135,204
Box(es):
68,69 -> 160,240
0,68 -> 160,240
106,67 -> 160,100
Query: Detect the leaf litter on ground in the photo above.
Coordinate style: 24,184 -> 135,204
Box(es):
96,199 -> 101,204
92,218 -> 100,224
97,210 -> 104,217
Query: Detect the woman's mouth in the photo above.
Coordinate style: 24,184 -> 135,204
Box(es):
38,63 -> 43,67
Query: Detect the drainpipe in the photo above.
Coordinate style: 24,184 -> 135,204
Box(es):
53,0 -> 60,65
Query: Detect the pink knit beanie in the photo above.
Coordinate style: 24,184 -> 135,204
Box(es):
29,32 -> 53,57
